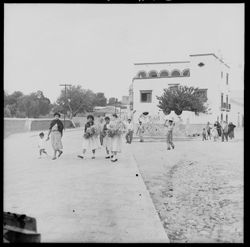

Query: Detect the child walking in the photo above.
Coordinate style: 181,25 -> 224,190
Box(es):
136,121 -> 145,142
77,115 -> 100,159
164,119 -> 175,150
125,118 -> 134,144
102,116 -> 113,159
38,132 -> 48,158
202,128 -> 207,141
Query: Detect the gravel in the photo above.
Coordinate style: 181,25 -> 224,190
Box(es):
131,134 -> 243,243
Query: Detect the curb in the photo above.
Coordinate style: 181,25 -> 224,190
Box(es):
129,153 -> 170,243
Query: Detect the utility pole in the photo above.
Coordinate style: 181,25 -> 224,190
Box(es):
59,84 -> 72,130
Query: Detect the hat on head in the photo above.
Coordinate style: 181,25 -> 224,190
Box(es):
54,112 -> 61,117
87,115 -> 94,121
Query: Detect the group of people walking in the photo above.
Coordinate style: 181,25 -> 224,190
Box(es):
125,119 -> 145,143
40,112 -> 176,161
202,121 -> 236,142
39,112 -> 148,162
39,112 -> 236,161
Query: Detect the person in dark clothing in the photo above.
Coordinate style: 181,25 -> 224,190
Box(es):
46,112 -> 64,160
202,128 -> 207,141
215,121 -> 222,137
228,122 -> 236,139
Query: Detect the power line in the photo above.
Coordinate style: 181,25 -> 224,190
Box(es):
59,84 -> 72,130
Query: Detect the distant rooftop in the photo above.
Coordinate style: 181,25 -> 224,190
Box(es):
134,53 -> 230,68
134,61 -> 190,65
189,53 -> 230,68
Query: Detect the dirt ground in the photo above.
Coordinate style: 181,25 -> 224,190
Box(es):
130,130 -> 243,243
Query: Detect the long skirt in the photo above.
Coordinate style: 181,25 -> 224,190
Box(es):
228,130 -> 235,139
51,131 -> 63,151
111,134 -> 122,152
82,135 -> 101,150
103,135 -> 112,151
211,129 -> 218,140
166,131 -> 174,145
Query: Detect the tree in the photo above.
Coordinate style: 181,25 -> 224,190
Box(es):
16,91 -> 51,118
94,92 -> 107,106
34,91 -> 52,116
108,97 -> 117,105
4,105 -> 12,117
157,85 -> 208,115
51,103 -> 64,115
4,90 -> 51,118
4,91 -> 24,116
55,85 -> 96,117
17,94 -> 40,118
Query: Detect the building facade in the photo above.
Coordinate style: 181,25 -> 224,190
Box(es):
130,53 -> 231,124
229,90 -> 244,127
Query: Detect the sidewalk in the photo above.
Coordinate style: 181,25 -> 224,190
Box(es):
4,130 -> 169,243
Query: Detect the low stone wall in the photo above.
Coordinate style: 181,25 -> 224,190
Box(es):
134,123 -> 205,137
72,117 -> 87,127
185,124 -> 206,137
30,119 -> 74,131
4,118 -> 28,138
4,118 -> 75,138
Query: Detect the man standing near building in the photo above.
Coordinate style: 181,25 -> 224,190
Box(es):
164,119 -> 175,150
228,122 -> 236,139
125,118 -> 134,144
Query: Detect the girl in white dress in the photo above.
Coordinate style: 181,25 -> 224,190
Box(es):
102,116 -> 112,159
136,121 -> 145,142
211,123 -> 219,142
108,114 -> 125,162
77,115 -> 101,159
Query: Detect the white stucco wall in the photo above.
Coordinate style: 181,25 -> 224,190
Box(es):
189,54 -> 230,123
133,76 -> 191,120
229,100 -> 244,127
131,54 -> 232,124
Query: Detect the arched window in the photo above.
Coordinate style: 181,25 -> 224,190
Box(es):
182,69 -> 190,77
148,70 -> 158,78
171,70 -> 181,77
159,70 -> 169,77
137,71 -> 147,78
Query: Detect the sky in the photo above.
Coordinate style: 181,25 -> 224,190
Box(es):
4,4 -> 244,103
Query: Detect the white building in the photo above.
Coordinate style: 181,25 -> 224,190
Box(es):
130,53 -> 232,124
121,96 -> 129,105
229,89 -> 244,127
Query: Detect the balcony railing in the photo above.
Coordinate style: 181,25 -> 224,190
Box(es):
220,103 -> 231,111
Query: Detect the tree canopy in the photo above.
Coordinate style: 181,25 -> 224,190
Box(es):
4,90 -> 51,118
157,85 -> 208,115
4,86 -> 110,118
55,85 -> 107,118
94,92 -> 107,106
108,97 -> 117,105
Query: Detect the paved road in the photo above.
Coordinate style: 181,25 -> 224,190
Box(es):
4,130 -> 169,243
